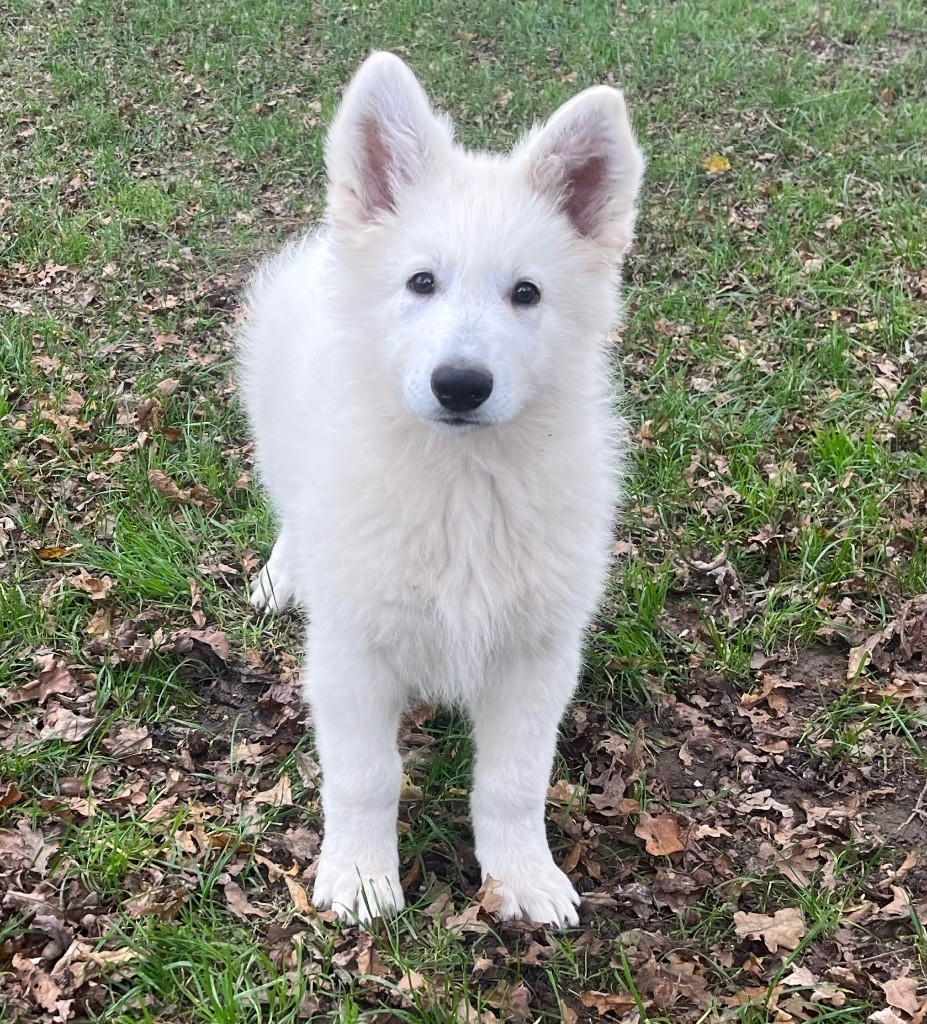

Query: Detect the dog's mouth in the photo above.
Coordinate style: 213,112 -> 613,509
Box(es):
432,414 -> 489,429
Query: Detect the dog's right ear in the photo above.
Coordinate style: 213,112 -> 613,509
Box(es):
325,53 -> 453,231
519,86 -> 644,256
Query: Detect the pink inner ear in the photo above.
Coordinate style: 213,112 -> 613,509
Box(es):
563,154 -> 607,238
360,117 -> 394,215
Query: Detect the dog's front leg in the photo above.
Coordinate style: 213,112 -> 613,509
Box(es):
470,647 -> 581,928
306,641 -> 405,922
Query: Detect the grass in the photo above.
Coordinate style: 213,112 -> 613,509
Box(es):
2,0 -> 926,1020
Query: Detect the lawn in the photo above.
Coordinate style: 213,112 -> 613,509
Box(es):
1,0 -> 926,1020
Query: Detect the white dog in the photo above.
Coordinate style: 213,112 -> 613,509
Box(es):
238,53 -> 643,928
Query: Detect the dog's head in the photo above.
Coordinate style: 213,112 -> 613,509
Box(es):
324,53 -> 644,430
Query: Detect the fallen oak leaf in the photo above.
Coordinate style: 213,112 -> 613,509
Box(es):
284,876 -> 314,918
189,576 -> 206,627
156,626 -> 229,661
9,655 -> 78,704
69,568 -> 116,600
579,990 -> 637,1015
733,907 -> 806,953
0,781 -> 23,808
223,878 -> 268,919
10,953 -> 64,1014
102,725 -> 152,757
40,704 -> 95,742
444,876 -> 503,933
881,977 -> 921,1016
147,469 -> 190,502
0,819 -> 59,872
355,932 -> 388,977
548,779 -> 584,804
635,812 -> 686,856
251,774 -> 294,807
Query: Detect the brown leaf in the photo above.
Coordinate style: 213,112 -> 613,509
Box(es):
733,907 -> 807,953
548,779 -> 583,804
560,843 -> 582,874
11,953 -> 64,1013
69,568 -> 116,600
147,469 -> 189,501
9,655 -> 78,704
0,781 -> 23,808
85,608 -> 111,637
0,820 -> 59,873
40,704 -> 95,742
875,885 -> 912,920
881,977 -> 921,1015
157,626 -> 230,661
284,876 -> 313,918
579,990 -> 637,1015
36,543 -> 81,560
635,813 -> 686,856
445,876 -> 502,933
355,933 -> 388,977
125,886 -> 188,921
102,725 -> 152,757
189,577 -> 206,627
223,879 -> 268,919
252,774 -> 294,807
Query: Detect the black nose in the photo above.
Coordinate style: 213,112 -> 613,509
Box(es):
430,364 -> 493,413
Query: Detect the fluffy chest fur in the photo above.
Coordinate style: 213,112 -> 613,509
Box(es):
301,404 -> 622,700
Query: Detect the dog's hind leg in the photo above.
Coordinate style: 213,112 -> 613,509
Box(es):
469,646 -> 582,928
249,527 -> 296,614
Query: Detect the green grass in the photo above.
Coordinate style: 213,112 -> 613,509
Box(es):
2,0 -> 926,1020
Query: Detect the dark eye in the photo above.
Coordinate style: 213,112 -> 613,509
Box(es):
407,271 -> 436,295
511,280 -> 541,306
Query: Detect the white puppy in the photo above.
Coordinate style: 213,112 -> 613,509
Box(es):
238,53 -> 643,928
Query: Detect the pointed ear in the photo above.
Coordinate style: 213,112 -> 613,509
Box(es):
324,52 -> 454,230
520,86 -> 644,254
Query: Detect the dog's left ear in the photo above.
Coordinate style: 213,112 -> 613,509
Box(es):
520,86 -> 644,255
325,52 -> 454,231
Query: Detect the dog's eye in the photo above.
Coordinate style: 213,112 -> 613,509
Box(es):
511,281 -> 541,306
407,271 -> 436,295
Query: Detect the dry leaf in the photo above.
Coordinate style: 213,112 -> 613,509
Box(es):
40,705 -> 95,742
10,656 -> 78,704
223,879 -> 268,919
36,544 -> 81,560
635,813 -> 686,856
189,576 -> 205,627
733,907 -> 807,952
548,779 -> 584,803
579,990 -> 637,1014
147,469 -> 189,501
252,774 -> 294,807
0,782 -> 23,808
102,725 -> 152,757
285,877 -> 314,917
881,977 -> 921,1016
700,153 -> 731,174
70,568 -> 116,600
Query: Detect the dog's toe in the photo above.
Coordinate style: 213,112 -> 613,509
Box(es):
249,564 -> 294,615
312,858 -> 404,924
491,861 -> 581,929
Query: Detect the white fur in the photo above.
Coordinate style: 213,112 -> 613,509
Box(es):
238,53 -> 643,927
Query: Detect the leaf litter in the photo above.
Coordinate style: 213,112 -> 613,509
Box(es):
2,3 -> 926,1022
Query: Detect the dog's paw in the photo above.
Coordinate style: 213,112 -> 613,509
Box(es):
312,856 -> 404,924
487,860 -> 581,929
249,562 -> 295,615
